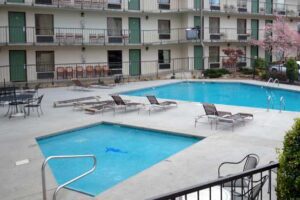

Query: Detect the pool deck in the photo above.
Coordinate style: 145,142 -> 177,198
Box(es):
0,79 -> 299,200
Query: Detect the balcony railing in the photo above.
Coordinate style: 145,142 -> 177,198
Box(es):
203,27 -> 265,42
151,162 -> 279,200
0,56 -> 259,83
0,26 -> 203,46
205,0 -> 299,17
0,0 -> 201,12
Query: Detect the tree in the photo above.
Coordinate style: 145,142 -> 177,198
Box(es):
251,15 -> 300,61
222,48 -> 245,73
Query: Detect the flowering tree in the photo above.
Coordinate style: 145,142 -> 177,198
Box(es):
251,16 -> 300,61
222,48 -> 245,72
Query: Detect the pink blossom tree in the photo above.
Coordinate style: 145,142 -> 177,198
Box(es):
251,15 -> 300,61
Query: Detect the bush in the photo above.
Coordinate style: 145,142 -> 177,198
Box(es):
270,72 -> 288,81
254,58 -> 267,70
277,118 -> 300,199
203,69 -> 230,78
239,67 -> 257,75
286,58 -> 298,83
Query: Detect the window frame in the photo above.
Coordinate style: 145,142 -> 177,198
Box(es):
158,19 -> 171,40
158,49 -> 171,69
36,51 -> 55,79
209,46 -> 220,63
35,14 -> 54,36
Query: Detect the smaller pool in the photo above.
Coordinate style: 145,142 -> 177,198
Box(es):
37,123 -> 200,196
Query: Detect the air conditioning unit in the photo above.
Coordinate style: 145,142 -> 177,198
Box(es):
158,0 -> 170,10
210,33 -> 221,40
36,35 -> 54,43
237,34 -> 249,41
209,62 -> 220,68
107,0 -> 121,9
210,4 -> 220,10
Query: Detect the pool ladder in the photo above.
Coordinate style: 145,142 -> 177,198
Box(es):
266,78 -> 280,87
267,95 -> 285,112
41,155 -> 97,200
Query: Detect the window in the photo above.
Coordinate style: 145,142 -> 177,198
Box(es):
237,19 -> 247,34
210,0 -> 220,6
237,0 -> 247,8
209,46 -> 219,63
209,17 -> 220,34
36,51 -> 54,79
276,0 -> 285,11
158,0 -> 170,9
107,0 -> 122,9
35,14 -> 53,35
158,50 -> 171,69
158,20 -> 170,39
107,18 -> 122,43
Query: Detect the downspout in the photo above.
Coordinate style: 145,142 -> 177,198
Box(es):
200,1 -> 205,72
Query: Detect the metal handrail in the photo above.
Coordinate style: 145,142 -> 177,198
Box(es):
266,78 -> 273,86
41,155 -> 97,200
273,78 -> 279,86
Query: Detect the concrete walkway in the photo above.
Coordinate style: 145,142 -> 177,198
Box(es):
0,79 -> 298,200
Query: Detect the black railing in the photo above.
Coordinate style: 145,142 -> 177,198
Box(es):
150,162 -> 279,200
0,27 -> 203,46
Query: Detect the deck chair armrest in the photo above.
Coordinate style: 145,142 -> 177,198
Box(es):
218,157 -> 251,177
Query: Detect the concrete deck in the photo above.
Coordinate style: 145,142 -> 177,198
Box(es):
0,79 -> 299,200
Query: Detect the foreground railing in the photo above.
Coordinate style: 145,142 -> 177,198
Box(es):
150,162 -> 279,200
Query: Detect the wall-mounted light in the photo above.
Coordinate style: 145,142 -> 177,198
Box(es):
81,12 -> 85,17
145,15 -> 149,20
145,46 -> 149,51
227,15 -> 230,19
227,43 -> 230,47
81,46 -> 86,51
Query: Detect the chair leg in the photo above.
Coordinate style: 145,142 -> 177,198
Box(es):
40,106 -> 43,115
37,107 -> 40,117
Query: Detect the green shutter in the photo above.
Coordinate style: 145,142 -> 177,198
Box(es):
194,0 -> 201,10
129,18 -> 141,44
251,46 -> 259,68
128,0 -> 140,10
129,49 -> 141,76
266,0 -> 273,14
9,12 -> 26,43
251,0 -> 259,13
251,19 -> 259,40
9,50 -> 27,82
194,46 -> 203,70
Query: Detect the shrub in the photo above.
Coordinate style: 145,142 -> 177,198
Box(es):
239,67 -> 257,75
203,69 -> 230,78
270,72 -> 287,81
277,118 -> 300,199
286,58 -> 298,83
254,58 -> 267,70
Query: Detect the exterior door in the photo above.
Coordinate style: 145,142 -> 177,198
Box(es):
251,19 -> 259,40
129,18 -> 141,44
194,16 -> 201,27
129,49 -> 141,76
9,12 -> 26,43
251,46 -> 259,68
9,50 -> 26,82
128,0 -> 140,10
251,0 -> 259,13
194,0 -> 201,10
266,0 -> 273,14
194,46 -> 203,70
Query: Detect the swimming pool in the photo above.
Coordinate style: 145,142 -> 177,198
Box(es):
123,82 -> 300,112
37,123 -> 200,196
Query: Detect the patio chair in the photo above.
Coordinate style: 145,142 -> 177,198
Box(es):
218,154 -> 260,191
111,95 -> 143,114
146,95 -> 177,115
232,175 -> 268,200
76,66 -> 84,78
24,95 -> 44,117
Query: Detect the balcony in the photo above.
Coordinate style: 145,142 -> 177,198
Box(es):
203,27 -> 265,43
204,0 -> 299,18
0,0 -> 201,12
0,26 -> 202,46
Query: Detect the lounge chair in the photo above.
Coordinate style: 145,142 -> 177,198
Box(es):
84,101 -> 115,114
146,95 -> 177,115
72,79 -> 92,91
53,96 -> 101,107
111,95 -> 143,115
218,154 -> 259,191
195,103 -> 253,130
74,100 -> 114,111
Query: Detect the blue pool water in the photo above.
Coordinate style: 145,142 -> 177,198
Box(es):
123,82 -> 300,112
37,123 -> 200,196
